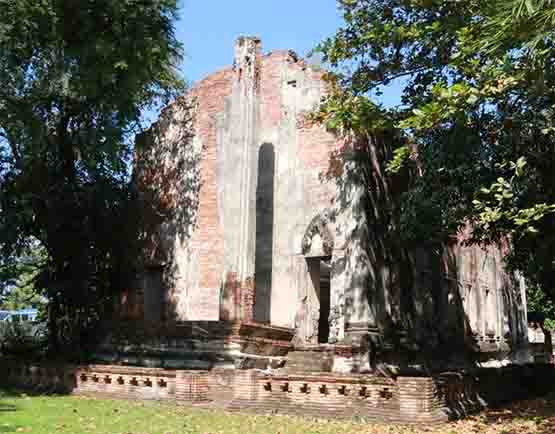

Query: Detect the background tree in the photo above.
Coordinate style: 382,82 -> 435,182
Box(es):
0,0 -> 184,355
0,244 -> 45,311
315,0 -> 555,304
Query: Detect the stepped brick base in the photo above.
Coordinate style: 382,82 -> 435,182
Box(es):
94,321 -> 294,370
1,358 -> 553,424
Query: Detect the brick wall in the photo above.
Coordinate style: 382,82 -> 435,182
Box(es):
188,69 -> 234,319
76,366 -> 177,400
397,377 -> 446,424
133,41 -> 346,325
1,358 -> 554,424
176,371 -> 210,401
241,278 -> 255,322
228,372 -> 402,421
97,321 -> 294,362
219,274 -> 256,322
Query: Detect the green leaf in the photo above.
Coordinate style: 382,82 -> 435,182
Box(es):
114,61 -> 129,70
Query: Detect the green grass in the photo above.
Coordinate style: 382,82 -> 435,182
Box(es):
1,389 -> 554,434
0,390 -> 369,434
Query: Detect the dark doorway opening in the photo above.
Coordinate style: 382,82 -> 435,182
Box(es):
319,258 -> 331,344
254,143 -> 275,322
143,266 -> 164,322
307,256 -> 332,344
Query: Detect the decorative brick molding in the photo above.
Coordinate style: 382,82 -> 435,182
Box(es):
77,366 -> 177,401
1,358 -> 553,424
227,372 -> 404,420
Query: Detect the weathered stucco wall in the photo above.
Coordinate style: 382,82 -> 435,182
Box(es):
134,36 -> 529,368
136,38 -> 340,326
136,66 -> 234,321
258,50 -> 338,331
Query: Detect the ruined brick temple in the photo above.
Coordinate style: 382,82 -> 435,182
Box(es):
3,37 -> 541,423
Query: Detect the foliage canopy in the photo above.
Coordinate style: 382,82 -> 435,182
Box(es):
316,0 -> 555,304
0,0 -> 184,354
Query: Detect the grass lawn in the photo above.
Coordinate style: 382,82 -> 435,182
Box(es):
1,390 -> 555,434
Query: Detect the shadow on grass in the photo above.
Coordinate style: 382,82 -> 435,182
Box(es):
0,384 -> 68,398
481,394 -> 555,434
0,388 -> 22,414
0,388 -> 40,399
0,386 -> 63,413
0,403 -> 17,412
0,389 -> 18,416
0,427 -> 24,433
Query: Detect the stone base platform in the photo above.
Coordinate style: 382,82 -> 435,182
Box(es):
94,320 -> 294,370
2,357 -> 554,424
285,344 -> 369,374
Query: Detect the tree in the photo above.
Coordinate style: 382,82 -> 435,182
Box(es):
0,0 -> 184,355
315,0 -> 555,300
0,244 -> 45,311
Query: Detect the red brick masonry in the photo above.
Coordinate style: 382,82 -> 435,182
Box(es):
1,359 -> 553,424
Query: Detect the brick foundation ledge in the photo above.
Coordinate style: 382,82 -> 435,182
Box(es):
226,371 -> 448,423
93,320 -> 295,370
1,358 -> 553,424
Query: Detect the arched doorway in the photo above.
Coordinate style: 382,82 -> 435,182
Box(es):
304,257 -> 332,343
300,213 -> 334,344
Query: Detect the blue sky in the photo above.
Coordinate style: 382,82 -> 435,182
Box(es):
172,1 -> 404,108
139,0 -> 405,126
176,0 -> 342,84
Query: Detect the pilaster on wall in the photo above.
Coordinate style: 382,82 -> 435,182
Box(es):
231,369 -> 260,402
329,249 -> 346,344
397,377 -> 447,424
219,36 -> 262,321
176,371 -> 210,401
338,155 -> 374,336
